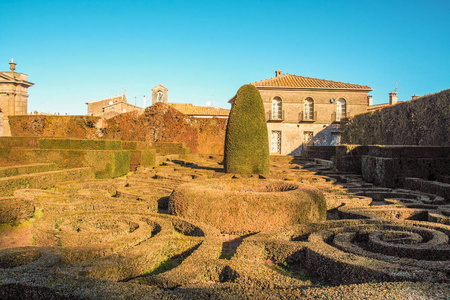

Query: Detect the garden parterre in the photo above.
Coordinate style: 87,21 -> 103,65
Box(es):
1,155 -> 449,299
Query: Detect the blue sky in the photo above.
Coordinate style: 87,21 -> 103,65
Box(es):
1,0 -> 449,115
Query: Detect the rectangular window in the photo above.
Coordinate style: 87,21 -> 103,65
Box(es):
271,131 -> 282,154
303,131 -> 313,145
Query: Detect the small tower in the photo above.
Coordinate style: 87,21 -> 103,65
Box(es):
151,85 -> 168,105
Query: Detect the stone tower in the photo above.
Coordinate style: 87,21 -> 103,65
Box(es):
0,59 -> 34,136
151,85 -> 168,105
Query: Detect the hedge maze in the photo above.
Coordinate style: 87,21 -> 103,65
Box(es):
1,141 -> 450,299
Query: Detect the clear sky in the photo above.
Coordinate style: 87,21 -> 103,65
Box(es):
1,0 -> 449,115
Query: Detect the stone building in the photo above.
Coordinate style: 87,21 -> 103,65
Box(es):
86,94 -> 144,119
0,59 -> 34,136
242,70 -> 372,155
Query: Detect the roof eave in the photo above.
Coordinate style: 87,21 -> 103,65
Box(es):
254,86 -> 372,92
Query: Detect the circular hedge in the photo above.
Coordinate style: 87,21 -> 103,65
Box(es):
168,179 -> 326,234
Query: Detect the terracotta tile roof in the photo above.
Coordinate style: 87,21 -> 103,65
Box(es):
252,73 -> 372,90
367,103 -> 391,112
169,103 -> 230,116
86,94 -> 127,104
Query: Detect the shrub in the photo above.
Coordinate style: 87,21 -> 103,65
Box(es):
39,138 -> 122,150
224,84 -> 269,174
341,89 -> 450,145
168,179 -> 326,234
0,137 -> 40,148
3,149 -> 130,179
8,115 -> 101,138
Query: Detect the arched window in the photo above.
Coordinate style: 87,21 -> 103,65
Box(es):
336,98 -> 347,121
272,97 -> 282,120
157,91 -> 164,102
304,97 -> 314,120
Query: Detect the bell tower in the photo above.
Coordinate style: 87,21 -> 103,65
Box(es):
151,85 -> 168,105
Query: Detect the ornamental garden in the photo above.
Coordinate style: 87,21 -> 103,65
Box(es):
0,88 -> 449,299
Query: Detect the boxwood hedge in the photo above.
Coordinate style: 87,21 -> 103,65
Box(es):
224,84 -> 269,174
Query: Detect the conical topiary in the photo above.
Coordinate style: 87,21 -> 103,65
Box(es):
224,84 -> 269,174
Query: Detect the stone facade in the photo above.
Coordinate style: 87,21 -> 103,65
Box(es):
252,71 -> 372,155
0,59 -> 34,136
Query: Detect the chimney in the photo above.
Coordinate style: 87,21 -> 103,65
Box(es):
367,94 -> 373,106
411,94 -> 419,100
389,92 -> 397,105
275,70 -> 282,77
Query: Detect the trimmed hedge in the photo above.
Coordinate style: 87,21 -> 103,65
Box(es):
0,197 -> 35,224
151,142 -> 191,155
224,84 -> 269,174
0,163 -> 58,178
130,149 -> 157,169
4,149 -> 130,179
121,141 -> 152,150
8,115 -> 101,138
341,89 -> 450,145
169,179 -> 326,234
39,138 -> 122,150
0,167 -> 94,196
0,137 -> 40,148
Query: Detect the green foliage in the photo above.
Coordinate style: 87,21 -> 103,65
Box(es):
39,138 -> 122,150
151,142 -> 191,155
121,141 -> 151,150
0,167 -> 94,196
0,137 -> 40,148
224,84 -> 269,174
169,179 -> 326,234
130,149 -> 157,167
0,163 -> 58,178
8,115 -> 101,138
342,89 -> 450,145
1,149 -> 128,179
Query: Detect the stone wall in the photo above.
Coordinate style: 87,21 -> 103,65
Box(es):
341,89 -> 450,146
